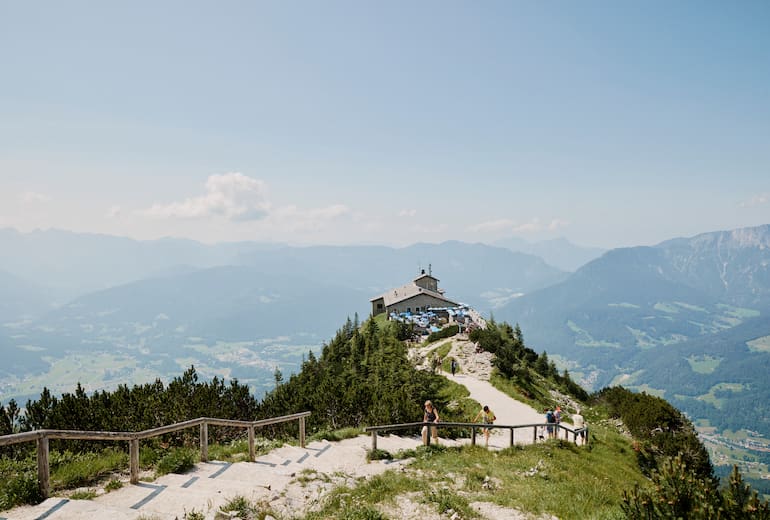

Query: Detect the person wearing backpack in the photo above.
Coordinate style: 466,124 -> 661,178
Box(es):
554,406 -> 562,439
473,405 -> 496,447
545,408 -> 556,439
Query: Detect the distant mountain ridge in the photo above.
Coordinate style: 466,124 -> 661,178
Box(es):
7,224 -> 770,442
0,228 -> 282,302
657,224 -> 770,306
498,223 -> 770,438
0,231 -> 565,404
0,269 -> 52,322
493,236 -> 606,271
0,229 -> 566,319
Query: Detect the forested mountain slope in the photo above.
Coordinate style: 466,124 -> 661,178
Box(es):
499,224 -> 770,440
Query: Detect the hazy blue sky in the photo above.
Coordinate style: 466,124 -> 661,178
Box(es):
1,1 -> 769,248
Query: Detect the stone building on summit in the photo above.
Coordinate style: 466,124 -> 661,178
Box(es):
370,270 -> 459,317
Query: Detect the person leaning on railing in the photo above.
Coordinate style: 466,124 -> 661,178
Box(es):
473,405 -> 496,447
422,400 -> 439,445
572,409 -> 586,443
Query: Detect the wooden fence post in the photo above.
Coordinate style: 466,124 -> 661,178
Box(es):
510,427 -> 514,447
533,426 -> 538,444
248,426 -> 255,462
471,427 -> 476,446
299,416 -> 306,449
130,438 -> 139,484
371,431 -> 377,451
37,434 -> 50,499
200,422 -> 208,462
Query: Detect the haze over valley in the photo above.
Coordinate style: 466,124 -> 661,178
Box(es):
4,224 -> 770,463
2,1 -> 770,491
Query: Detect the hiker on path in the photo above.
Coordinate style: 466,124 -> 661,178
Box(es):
554,406 -> 562,439
572,409 -> 586,444
545,408 -> 556,439
450,358 -> 457,376
422,400 -> 440,445
473,405 -> 496,447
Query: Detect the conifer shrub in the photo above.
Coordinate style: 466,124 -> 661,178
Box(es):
719,464 -> 770,518
622,455 -> 770,519
592,386 -> 713,481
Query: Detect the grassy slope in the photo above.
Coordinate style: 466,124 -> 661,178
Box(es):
299,423 -> 642,520
297,337 -> 646,519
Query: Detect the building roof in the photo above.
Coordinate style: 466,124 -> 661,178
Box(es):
370,282 -> 458,307
413,272 -> 439,283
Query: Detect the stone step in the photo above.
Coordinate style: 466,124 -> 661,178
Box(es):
1,498 -> 137,520
0,434 -> 447,520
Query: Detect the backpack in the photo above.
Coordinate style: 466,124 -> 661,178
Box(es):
546,411 -> 554,423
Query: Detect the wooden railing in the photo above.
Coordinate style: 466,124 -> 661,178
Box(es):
0,411 -> 311,499
364,421 -> 588,450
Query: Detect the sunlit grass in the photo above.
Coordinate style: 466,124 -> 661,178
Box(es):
207,437 -> 284,462
50,448 -> 128,490
297,424 -> 641,520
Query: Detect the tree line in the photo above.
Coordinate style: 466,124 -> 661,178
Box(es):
1,366 -> 257,444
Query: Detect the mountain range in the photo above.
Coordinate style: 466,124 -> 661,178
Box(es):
493,236 -> 606,272
3,224 -> 770,443
498,224 -> 770,438
0,230 -> 567,403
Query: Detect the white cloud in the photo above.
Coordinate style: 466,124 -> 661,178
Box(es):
547,218 -> 570,230
19,191 -> 51,204
739,193 -> 770,208
511,218 -> 543,233
398,209 -> 417,217
140,172 -> 270,221
106,205 -> 122,218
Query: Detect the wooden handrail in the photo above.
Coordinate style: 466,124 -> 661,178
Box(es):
364,421 -> 588,450
133,417 -> 205,439
0,431 -> 42,447
0,411 -> 311,499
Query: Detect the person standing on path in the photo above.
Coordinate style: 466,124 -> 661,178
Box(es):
572,409 -> 586,444
422,400 -> 440,445
554,406 -> 562,439
545,408 -> 556,439
473,405 -> 496,447
450,358 -> 457,376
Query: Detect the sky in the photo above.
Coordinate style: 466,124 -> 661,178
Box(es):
1,1 -> 769,249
